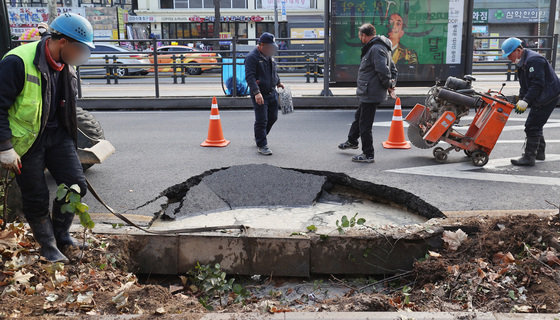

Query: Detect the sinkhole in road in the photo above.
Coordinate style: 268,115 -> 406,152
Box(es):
150,164 -> 445,233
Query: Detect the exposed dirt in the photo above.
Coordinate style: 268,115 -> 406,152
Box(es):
408,214 -> 560,313
2,213 -> 560,317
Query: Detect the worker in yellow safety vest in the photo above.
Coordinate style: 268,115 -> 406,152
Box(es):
0,13 -> 94,263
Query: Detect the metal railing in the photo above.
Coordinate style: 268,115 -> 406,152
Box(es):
59,37 -> 325,98
10,34 -> 560,99
471,35 -> 558,80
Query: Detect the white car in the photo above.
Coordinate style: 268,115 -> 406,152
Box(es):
81,44 -> 150,78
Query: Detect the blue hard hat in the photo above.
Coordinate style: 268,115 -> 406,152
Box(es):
501,37 -> 522,58
50,13 -> 95,49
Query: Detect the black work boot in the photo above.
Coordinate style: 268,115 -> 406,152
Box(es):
511,136 -> 539,166
52,200 -> 88,250
536,136 -> 545,161
27,216 -> 69,263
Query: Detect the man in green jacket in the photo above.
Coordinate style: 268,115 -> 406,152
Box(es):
0,13 -> 94,263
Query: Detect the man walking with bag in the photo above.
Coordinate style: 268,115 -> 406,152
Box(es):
338,24 -> 398,163
245,32 -> 285,156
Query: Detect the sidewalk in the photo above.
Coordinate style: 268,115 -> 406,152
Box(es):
80,75 -> 521,99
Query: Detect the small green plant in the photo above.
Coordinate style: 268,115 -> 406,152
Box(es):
56,184 -> 94,230
56,183 -> 94,260
187,262 -> 248,310
306,224 -> 317,232
402,285 -> 412,305
336,213 -> 366,234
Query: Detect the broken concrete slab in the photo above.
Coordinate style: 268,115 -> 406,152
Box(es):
163,164 -> 327,219
169,181 -> 231,218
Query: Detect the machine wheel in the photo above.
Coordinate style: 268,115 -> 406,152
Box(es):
471,150 -> 489,167
464,150 -> 473,157
433,147 -> 448,163
76,107 -> 105,171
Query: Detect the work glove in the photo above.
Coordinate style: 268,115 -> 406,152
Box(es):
0,148 -> 21,174
515,100 -> 528,114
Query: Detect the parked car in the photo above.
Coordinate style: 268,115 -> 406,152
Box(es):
80,44 -> 151,78
148,45 -> 219,75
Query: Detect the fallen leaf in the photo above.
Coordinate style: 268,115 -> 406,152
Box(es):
13,270 -> 34,286
447,265 -> 460,276
46,293 -> 59,302
428,250 -> 441,258
442,229 -> 468,251
541,250 -> 560,266
493,252 -> 515,266
0,230 -> 18,252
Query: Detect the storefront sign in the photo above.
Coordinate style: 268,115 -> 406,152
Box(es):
127,15 -> 155,23
8,7 -> 85,27
160,15 -> 267,23
488,8 -> 548,24
472,8 -> 488,24
262,0 -> 309,9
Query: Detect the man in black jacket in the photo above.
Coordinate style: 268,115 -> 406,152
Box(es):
244,32 -> 284,156
338,24 -> 398,163
501,37 -> 560,166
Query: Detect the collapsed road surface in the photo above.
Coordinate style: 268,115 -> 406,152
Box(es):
151,164 -> 445,231
111,164 -> 447,276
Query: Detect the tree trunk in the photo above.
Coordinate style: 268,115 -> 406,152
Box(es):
213,0 -> 221,50
47,0 -> 57,24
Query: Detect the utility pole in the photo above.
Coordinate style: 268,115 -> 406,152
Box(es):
273,0 -> 279,37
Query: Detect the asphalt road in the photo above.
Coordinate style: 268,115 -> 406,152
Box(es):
53,108 -> 560,216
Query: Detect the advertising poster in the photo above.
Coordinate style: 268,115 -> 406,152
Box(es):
290,27 -> 324,44
8,7 -> 85,35
331,0 -> 470,83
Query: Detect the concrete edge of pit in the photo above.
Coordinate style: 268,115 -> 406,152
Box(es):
72,209 -> 559,277
73,222 -> 443,277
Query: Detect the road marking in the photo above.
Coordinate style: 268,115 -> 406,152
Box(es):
387,154 -> 560,186
497,140 -> 560,144
373,117 -> 560,129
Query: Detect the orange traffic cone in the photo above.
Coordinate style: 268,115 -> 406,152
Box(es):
201,97 -> 230,147
382,97 -> 411,149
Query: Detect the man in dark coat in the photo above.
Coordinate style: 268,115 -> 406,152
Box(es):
338,24 -> 398,163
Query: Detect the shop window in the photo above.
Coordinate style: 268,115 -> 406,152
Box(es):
189,0 -> 202,7
175,0 -> 188,8
231,0 -> 245,8
256,22 -> 287,38
160,0 -> 173,8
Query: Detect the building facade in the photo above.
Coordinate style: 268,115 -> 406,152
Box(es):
129,0 -> 325,46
